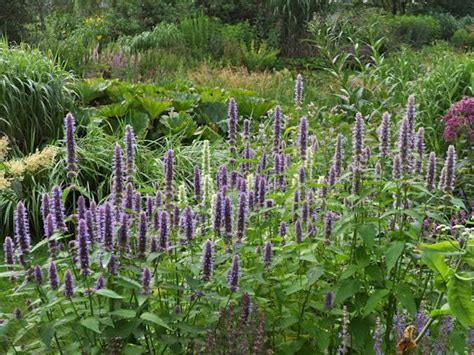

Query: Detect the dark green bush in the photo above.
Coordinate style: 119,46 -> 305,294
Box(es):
451,28 -> 474,49
388,15 -> 442,47
433,13 -> 462,40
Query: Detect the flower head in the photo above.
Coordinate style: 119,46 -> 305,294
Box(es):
227,254 -> 240,292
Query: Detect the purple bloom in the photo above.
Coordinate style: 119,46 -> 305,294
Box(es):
294,73 -> 304,107
64,113 -> 77,179
124,124 -> 136,181
433,316 -> 453,354
333,134 -> 344,177
217,165 -> 228,192
111,144 -> 124,207
298,117 -> 308,161
85,210 -> 96,244
227,98 -> 238,164
263,241 -> 272,269
441,145 -> 456,194
77,219 -> 90,275
375,160 -> 382,179
273,106 -> 282,154
426,152 -> 436,191
193,166 -> 202,202
77,195 -> 86,222
392,154 -> 402,179
414,127 -> 425,174
137,212 -> 148,257
213,192 -> 223,236
352,113 -> 365,163
324,212 -> 334,245
100,202 -> 114,251
45,214 -> 56,256
108,254 -> 118,275
163,150 -> 174,204
146,195 -> 154,219
3,237 -> 14,265
239,293 -> 251,326
150,237 -> 158,252
41,193 -> 50,227
201,239 -> 214,281
141,267 -> 152,294
34,265 -> 43,284
415,302 -> 430,338
295,219 -> 303,243
442,97 -> 474,143
180,206 -> 194,243
48,262 -> 59,290
397,117 -> 411,174
328,164 -> 337,187
227,254 -> 240,292
51,186 -> 67,232
14,201 -> 31,256
63,270 -> 74,297
236,192 -> 247,241
14,308 -> 22,320
379,112 -> 391,158
373,317 -> 382,355
223,196 -> 232,239
95,276 -> 105,290
122,182 -> 134,212
159,211 -> 169,250
243,118 -> 250,142
393,310 -> 406,339
324,291 -> 334,310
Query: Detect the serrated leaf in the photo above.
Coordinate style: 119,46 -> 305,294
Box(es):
335,279 -> 361,305
110,309 -> 136,319
364,289 -> 389,316
385,241 -> 404,273
96,289 -> 123,299
81,317 -> 100,334
140,312 -> 171,330
447,275 -> 474,327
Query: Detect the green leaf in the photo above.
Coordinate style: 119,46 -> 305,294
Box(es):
447,275 -> 474,327
335,279 -> 361,305
123,344 -> 146,355
385,241 -> 404,273
421,253 -> 450,280
96,289 -> 123,299
38,322 -> 55,349
358,223 -> 377,249
140,312 -> 171,330
306,266 -> 324,286
110,309 -> 136,319
395,285 -> 417,314
420,241 -> 460,254
364,289 -> 390,316
137,96 -> 172,119
81,317 -> 101,334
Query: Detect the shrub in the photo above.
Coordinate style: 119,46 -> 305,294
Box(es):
0,41 -> 74,154
239,40 -> 279,71
451,28 -> 474,49
388,15 -> 442,47
433,13 -> 462,40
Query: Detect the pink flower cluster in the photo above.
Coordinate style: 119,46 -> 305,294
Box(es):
442,97 -> 474,143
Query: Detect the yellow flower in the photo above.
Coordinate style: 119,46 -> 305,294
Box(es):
23,146 -> 58,173
96,35 -> 103,41
5,160 -> 25,176
0,172 -> 10,191
0,136 -> 9,162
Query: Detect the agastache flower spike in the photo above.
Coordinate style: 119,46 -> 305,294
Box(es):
227,98 -> 238,164
352,113 -> 364,163
44,214 -> 57,256
324,212 -> 334,245
393,310 -> 406,339
426,152 -> 436,191
3,237 -> 14,265
137,212 -> 148,258
236,192 -> 247,241
112,144 -> 124,207
373,317 -> 383,355
134,191 -> 142,213
433,316 -> 453,354
48,262 -> 59,290
397,117 -> 411,174
201,239 -> 214,281
263,241 -> 272,269
164,150 -> 174,205
338,305 -> 350,354
379,112 -> 391,158
85,210 -> 96,244
101,202 -> 114,250
243,118 -> 250,142
333,134 -> 344,176
414,127 -> 425,174
77,219 -> 90,275
41,193 -> 50,226
95,276 -> 105,290
141,267 -> 151,294
298,116 -> 308,161
34,265 -> 43,284
64,113 -> 77,179
180,206 -> 194,243
51,186 -> 67,232
441,145 -> 456,194
392,154 -> 402,179
295,219 -> 303,243
223,196 -> 232,239
77,195 -> 86,221
14,201 -> 31,256
124,124 -> 135,181
294,73 -> 304,108
193,166 -> 202,203
406,95 -> 416,144
227,254 -> 240,292
146,195 -> 154,219
324,291 -> 334,310
122,182 -> 134,212
273,106 -> 282,154
159,211 -> 169,250
63,270 -> 74,297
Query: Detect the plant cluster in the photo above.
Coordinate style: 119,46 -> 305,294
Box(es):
0,76 -> 472,354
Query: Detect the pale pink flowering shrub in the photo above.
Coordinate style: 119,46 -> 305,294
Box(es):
442,97 -> 474,143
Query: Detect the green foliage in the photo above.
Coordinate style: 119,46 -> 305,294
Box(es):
388,15 -> 442,48
239,40 -> 279,71
451,28 -> 474,50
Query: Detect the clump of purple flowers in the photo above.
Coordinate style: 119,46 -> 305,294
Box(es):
442,96 -> 474,143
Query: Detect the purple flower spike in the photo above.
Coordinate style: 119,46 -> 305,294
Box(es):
101,202 -> 114,251
239,293 -> 251,326
294,73 -> 304,107
180,206 -> 194,243
51,186 -> 67,233
77,195 -> 87,222
77,219 -> 90,275
3,237 -> 14,265
263,241 -> 272,269
14,201 -> 31,256
392,154 -> 402,179
227,97 -> 238,164
146,195 -> 154,219
273,106 -> 282,154
44,214 -> 57,256
193,166 -> 202,202
117,212 -> 129,252
352,113 -> 365,163
243,118 -> 250,142
379,112 -> 391,158
414,127 -> 425,174
295,219 -> 303,243
41,193 -> 51,226
108,254 -> 118,275
159,211 -> 169,250
141,267 -> 152,294
122,182 -> 134,212
85,210 -> 96,244
393,310 -> 406,339
324,291 -> 334,310
34,265 -> 43,284
137,212 -> 148,258
14,308 -> 22,320
63,270 -> 74,297
426,152 -> 436,191
236,192 -> 247,241
223,196 -> 232,239
217,165 -> 228,192
433,316 -> 453,354
441,145 -> 456,194
95,276 -> 105,290
397,117 -> 411,174
298,116 -> 308,161
201,239 -> 214,281
164,150 -> 174,204
324,212 -> 334,245
48,262 -> 59,290
124,125 -> 136,181
373,317 -> 382,355
227,254 -> 240,292
112,144 -> 124,208
213,192 -> 223,236
64,113 -> 77,179
279,222 -> 287,238
333,134 -> 344,177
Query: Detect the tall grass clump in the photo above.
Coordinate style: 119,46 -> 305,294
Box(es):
0,41 -> 74,154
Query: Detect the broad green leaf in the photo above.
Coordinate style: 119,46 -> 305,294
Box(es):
81,317 -> 101,334
395,285 -> 417,314
421,253 -> 450,280
306,266 -> 324,286
335,279 -> 361,305
38,322 -> 55,349
447,275 -> 474,327
140,312 -> 171,330
137,96 -> 172,119
110,309 -> 136,319
420,241 -> 460,254
385,241 -> 404,273
358,223 -> 377,249
364,289 -> 390,316
123,344 -> 146,355
96,289 -> 123,299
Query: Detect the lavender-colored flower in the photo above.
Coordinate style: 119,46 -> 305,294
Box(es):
122,182 -> 134,211
77,219 -> 90,275
415,302 -> 430,338
352,113 -> 365,163
223,196 -> 232,239
426,152 -> 436,191
328,164 -> 337,187
124,125 -> 135,181
379,112 -> 391,158
193,166 -> 202,202
48,262 -> 59,290
273,106 -> 282,154
338,305 -> 350,354
373,317 -> 383,355
108,254 -> 118,275
295,219 -> 303,243
227,254 -> 240,292
375,160 -> 382,179
324,292 -> 334,310
100,202 -> 114,250
137,212 -> 147,257
146,195 -> 154,219
243,118 -> 250,142
77,195 -> 87,222
14,308 -> 22,320
393,310 -> 406,340
279,222 -> 287,238
217,165 -> 228,192
298,117 -> 308,161
180,206 -> 194,243
150,237 -> 158,252
258,175 -> 266,206
302,201 -> 309,224
213,192 -> 223,236
51,186 -> 67,232
64,113 -> 77,178
45,215 -> 57,256
3,236 -> 14,269
263,241 -> 272,269
164,150 -> 174,204
397,117 -> 411,174
228,98 -> 238,164
414,127 -> 425,174
111,144 -> 124,207
172,206 -> 180,229
324,212 -> 334,245
85,210 -> 96,244
239,293 -> 251,326
141,267 -> 152,294
308,223 -> 316,238
41,193 -> 50,226
201,239 -> 214,281
159,211 -> 169,250
236,192 -> 247,241
294,73 -> 304,107
14,201 -> 31,256
63,270 -> 74,297
333,134 -> 344,176
392,154 -> 402,179
34,265 -> 43,284
95,276 -> 105,290
433,316 -> 453,354
441,145 -> 456,194
467,328 -> 474,353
